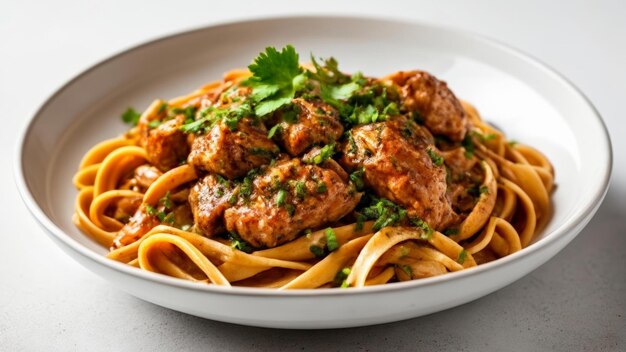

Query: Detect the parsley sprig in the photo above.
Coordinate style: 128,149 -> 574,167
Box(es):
244,45 -> 307,116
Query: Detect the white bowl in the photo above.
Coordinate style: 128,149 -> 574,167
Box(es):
15,16 -> 612,329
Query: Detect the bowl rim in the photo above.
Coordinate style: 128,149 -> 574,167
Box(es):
14,14 -> 613,297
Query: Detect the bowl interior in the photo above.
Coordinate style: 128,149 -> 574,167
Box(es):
20,17 -> 609,270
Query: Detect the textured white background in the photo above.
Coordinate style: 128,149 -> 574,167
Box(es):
1,1 -> 624,351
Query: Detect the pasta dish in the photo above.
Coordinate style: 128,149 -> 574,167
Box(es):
73,45 -> 554,289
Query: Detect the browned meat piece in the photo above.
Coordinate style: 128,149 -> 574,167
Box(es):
113,205 -> 159,249
133,165 -> 163,189
385,70 -> 468,142
340,115 -> 458,230
145,116 -> 190,171
110,196 -> 142,223
188,118 -> 279,179
441,147 -> 483,214
188,174 -> 237,237
224,158 -> 361,248
271,98 -> 344,156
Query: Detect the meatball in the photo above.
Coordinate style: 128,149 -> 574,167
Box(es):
340,115 -> 458,230
188,117 -> 279,179
143,116 -> 190,171
188,174 -> 237,237
271,98 -> 344,156
224,158 -> 361,248
385,70 -> 468,142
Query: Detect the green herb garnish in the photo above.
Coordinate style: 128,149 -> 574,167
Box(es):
316,181 -> 327,194
295,180 -> 307,199
267,124 -> 282,138
333,267 -> 351,288
325,228 -> 339,251
443,228 -> 459,236
276,189 -> 287,207
309,245 -> 325,258
400,265 -> 413,278
468,185 -> 489,198
121,107 -> 141,126
426,148 -> 444,166
229,232 -> 253,253
457,250 -> 467,265
245,45 -> 306,116
349,168 -> 365,191
360,196 -> 407,231
462,134 -> 475,159
305,144 -> 335,165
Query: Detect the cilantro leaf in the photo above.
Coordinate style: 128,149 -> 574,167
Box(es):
321,82 -> 360,102
245,45 -> 306,116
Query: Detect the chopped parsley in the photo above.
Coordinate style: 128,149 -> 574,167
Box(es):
359,196 -> 407,231
244,45 -> 306,116
468,185 -> 489,198
443,228 -> 459,236
276,189 -> 287,207
426,148 -> 444,166
333,267 -> 351,288
305,144 -> 335,165
239,169 -> 258,200
479,132 -> 497,141
267,124 -> 282,138
285,203 -> 295,216
249,147 -> 277,159
170,106 -> 198,123
145,204 -> 158,216
346,132 -> 358,154
179,118 -> 206,134
325,228 -> 339,251
352,104 -> 379,125
179,104 -> 251,134
121,107 -> 141,126
309,244 -> 325,258
158,192 -> 173,210
145,202 -> 174,225
410,217 -> 434,240
229,232 -> 253,253
462,134 -> 475,159
161,212 -> 175,225
349,168 -> 365,191
316,181 -> 327,194
400,265 -> 413,278
355,213 -> 366,231
457,249 -> 467,265
147,120 -> 162,129
295,180 -> 307,199
157,102 -> 168,114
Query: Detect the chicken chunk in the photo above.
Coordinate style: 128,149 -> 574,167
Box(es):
188,117 -> 279,179
144,116 -> 190,171
224,158 -> 361,248
385,70 -> 468,142
271,98 -> 344,156
188,174 -> 237,237
112,205 -> 159,249
340,115 -> 458,230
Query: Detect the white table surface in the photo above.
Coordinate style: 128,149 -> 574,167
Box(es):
1,0 -> 624,350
